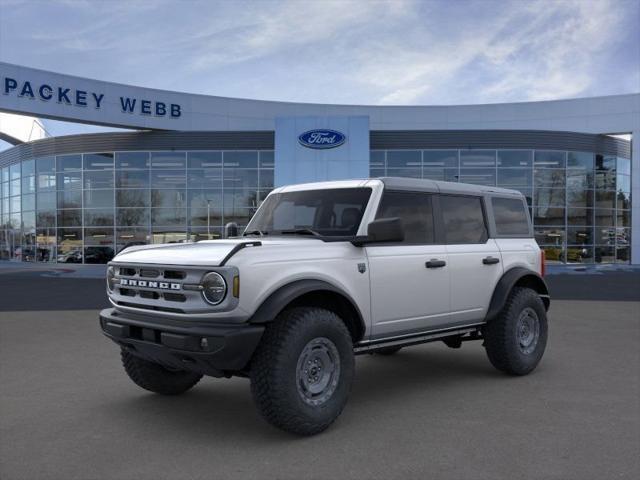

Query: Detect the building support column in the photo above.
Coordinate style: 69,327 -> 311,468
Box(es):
631,129 -> 639,265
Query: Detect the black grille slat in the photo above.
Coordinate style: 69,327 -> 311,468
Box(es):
140,269 -> 160,278
163,293 -> 187,303
139,290 -> 160,300
164,270 -> 186,280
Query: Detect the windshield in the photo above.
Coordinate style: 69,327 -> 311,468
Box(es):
245,188 -> 372,238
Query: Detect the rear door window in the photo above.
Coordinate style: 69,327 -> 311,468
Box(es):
440,195 -> 488,244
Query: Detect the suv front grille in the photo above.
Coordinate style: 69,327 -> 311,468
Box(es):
110,264 -> 205,314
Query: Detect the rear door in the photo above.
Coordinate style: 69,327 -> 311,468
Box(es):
366,190 -> 451,338
440,194 -> 503,325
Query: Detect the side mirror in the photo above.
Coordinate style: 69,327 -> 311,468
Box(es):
352,217 -> 404,245
224,222 -> 239,238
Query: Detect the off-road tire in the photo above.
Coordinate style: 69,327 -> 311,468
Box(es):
121,349 -> 203,395
375,346 -> 402,355
483,287 -> 548,376
250,307 -> 355,435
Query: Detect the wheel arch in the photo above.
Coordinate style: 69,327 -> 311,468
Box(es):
485,267 -> 550,322
248,279 -> 366,343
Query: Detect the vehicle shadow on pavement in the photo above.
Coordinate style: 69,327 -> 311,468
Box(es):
97,346 -> 507,440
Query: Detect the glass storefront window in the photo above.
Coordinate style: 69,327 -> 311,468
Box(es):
566,188 -> 593,208
595,246 -> 615,264
37,173 -> 56,191
567,151 -> 594,169
616,210 -> 630,227
150,151 -> 186,169
57,228 -> 83,264
387,151 -> 421,168
84,170 -> 114,189
116,152 -> 149,169
57,190 -> 82,209
497,169 -> 531,187
22,159 -> 35,177
151,208 -> 187,227
1,147 -> 631,265
223,169 -> 259,188
259,151 -> 275,168
458,168 -> 496,185
567,208 -> 593,226
370,151 -> 385,169
616,157 -> 630,176
188,169 -> 222,189
387,167 -> 421,178
84,209 -> 115,226
534,206 -> 565,225
116,228 -> 149,253
57,155 -> 82,171
423,150 -> 458,168
567,227 -> 593,245
116,170 -> 149,188
187,151 -> 222,169
535,151 -> 566,168
534,169 -> 565,187
22,193 -> 35,211
117,189 -> 150,208
594,209 -> 615,227
534,187 -> 565,207
497,150 -> 532,168
83,153 -> 114,170
151,170 -> 186,189
84,190 -> 114,209
223,151 -> 258,169
422,168 -> 458,182
117,208 -> 150,226
36,157 -> 55,174
37,192 -> 57,211
616,174 -> 630,194
151,189 -> 186,208
535,227 -> 565,246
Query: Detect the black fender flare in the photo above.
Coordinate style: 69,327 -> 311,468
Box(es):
485,267 -> 550,322
248,279 -> 366,339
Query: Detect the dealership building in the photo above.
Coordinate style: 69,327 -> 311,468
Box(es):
0,62 -> 638,265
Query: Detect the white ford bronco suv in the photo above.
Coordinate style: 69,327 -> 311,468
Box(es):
100,177 -> 550,435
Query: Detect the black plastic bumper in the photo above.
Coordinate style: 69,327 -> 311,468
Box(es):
99,308 -> 264,377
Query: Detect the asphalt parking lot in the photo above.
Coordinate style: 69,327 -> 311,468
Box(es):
1,268 -> 639,480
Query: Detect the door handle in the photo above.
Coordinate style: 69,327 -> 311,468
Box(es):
482,256 -> 500,265
426,259 -> 446,268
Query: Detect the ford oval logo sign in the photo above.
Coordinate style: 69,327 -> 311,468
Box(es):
298,129 -> 346,149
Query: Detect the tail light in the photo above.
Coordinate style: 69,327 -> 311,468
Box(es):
540,249 -> 546,277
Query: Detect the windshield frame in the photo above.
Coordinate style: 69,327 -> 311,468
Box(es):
244,187 -> 373,241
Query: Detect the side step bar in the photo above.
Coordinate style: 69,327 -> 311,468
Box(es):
354,324 -> 484,354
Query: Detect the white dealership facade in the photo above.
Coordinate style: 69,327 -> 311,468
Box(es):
0,62 -> 637,265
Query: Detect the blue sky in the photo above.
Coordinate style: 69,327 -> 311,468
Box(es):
0,0 -> 638,142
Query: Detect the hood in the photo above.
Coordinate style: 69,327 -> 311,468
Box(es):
112,237 -> 323,266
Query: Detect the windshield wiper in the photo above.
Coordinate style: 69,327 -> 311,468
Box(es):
279,228 -> 322,237
243,229 -> 268,236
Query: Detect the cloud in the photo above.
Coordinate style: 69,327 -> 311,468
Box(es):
0,0 -> 637,106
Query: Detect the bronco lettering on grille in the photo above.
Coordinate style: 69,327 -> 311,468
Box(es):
119,278 -> 181,290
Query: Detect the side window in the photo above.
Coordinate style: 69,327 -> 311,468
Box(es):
440,195 -> 488,244
492,197 -> 530,236
376,191 -> 434,244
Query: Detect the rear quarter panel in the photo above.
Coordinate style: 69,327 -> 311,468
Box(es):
494,238 -> 541,275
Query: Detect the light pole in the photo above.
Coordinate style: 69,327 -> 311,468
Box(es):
207,200 -> 211,237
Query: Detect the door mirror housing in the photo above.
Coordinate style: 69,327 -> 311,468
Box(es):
352,217 -> 404,246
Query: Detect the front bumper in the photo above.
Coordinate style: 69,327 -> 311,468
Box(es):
99,308 -> 264,377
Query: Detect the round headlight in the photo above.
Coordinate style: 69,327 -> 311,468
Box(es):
107,266 -> 116,292
201,272 -> 227,305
